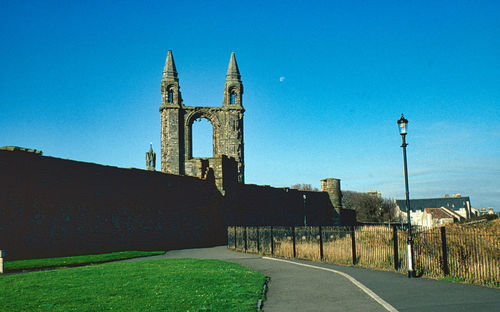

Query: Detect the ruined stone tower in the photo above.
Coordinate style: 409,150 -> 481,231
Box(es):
159,51 -> 244,191
321,178 -> 342,218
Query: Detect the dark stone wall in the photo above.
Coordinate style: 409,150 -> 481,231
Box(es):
0,150 -> 224,260
223,184 -> 334,226
0,150 -> 334,260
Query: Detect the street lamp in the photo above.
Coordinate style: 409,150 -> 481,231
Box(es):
303,194 -> 307,226
397,114 -> 414,278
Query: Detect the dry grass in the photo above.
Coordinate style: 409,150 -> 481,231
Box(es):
273,238 -> 294,258
354,226 -> 394,269
296,241 -> 321,261
413,227 -> 443,277
323,229 -> 354,265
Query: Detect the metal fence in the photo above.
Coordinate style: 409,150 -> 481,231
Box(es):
227,225 -> 500,287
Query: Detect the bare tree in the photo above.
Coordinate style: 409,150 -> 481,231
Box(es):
290,184 -> 319,192
342,190 -> 397,223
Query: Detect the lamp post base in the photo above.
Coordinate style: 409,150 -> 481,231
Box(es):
407,243 -> 413,278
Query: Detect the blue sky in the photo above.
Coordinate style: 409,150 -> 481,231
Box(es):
1,1 -> 499,210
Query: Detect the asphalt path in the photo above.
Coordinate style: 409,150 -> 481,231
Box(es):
140,246 -> 500,311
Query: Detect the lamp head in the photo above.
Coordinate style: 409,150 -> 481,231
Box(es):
397,114 -> 408,135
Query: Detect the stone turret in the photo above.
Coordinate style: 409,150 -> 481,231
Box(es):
146,143 -> 156,171
160,50 -> 184,175
222,52 -> 243,108
321,178 -> 342,213
161,50 -> 182,107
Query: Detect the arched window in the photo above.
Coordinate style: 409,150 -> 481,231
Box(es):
230,92 -> 235,104
168,90 -> 174,103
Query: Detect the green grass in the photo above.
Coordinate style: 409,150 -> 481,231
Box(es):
437,276 -> 467,284
0,258 -> 267,311
5,250 -> 166,271
437,275 -> 500,288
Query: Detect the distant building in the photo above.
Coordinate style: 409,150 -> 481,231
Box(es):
479,207 -> 496,216
419,207 -> 464,228
395,194 -> 476,228
367,190 -> 381,198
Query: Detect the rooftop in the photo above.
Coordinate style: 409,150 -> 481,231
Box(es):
396,196 -> 471,212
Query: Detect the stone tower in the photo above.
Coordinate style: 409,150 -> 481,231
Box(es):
159,51 -> 245,191
321,178 -> 342,215
146,143 -> 156,171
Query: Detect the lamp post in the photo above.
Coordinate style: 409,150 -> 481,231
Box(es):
303,194 -> 307,226
397,114 -> 414,278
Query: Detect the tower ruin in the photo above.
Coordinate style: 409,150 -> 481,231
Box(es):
159,51 -> 244,191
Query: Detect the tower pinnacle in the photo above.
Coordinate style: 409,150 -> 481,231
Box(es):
146,143 -> 156,171
163,50 -> 178,80
225,52 -> 241,81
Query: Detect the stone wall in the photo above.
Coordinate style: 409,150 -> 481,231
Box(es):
0,150 -> 224,260
0,150 -> 335,260
185,155 -> 238,195
223,184 -> 335,226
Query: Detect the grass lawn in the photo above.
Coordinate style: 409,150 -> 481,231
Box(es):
4,250 -> 166,271
0,258 -> 267,311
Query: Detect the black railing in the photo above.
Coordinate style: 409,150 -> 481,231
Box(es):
228,225 -> 500,287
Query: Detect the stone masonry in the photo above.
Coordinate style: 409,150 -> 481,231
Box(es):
159,51 -> 244,191
321,178 -> 342,220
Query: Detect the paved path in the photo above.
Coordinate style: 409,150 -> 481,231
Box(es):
139,246 -> 500,311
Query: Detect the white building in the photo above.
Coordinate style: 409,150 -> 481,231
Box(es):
395,194 -> 476,228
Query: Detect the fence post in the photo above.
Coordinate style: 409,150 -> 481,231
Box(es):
393,226 -> 399,270
351,226 -> 357,265
236,226 -> 239,249
230,226 -> 235,249
319,226 -> 324,260
244,226 -> 247,252
256,227 -> 260,253
292,226 -> 296,258
270,226 -> 274,256
0,250 -> 4,274
440,226 -> 449,276
234,226 -> 238,250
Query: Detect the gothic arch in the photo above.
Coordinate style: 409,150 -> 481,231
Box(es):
185,109 -> 220,129
184,109 -> 221,159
